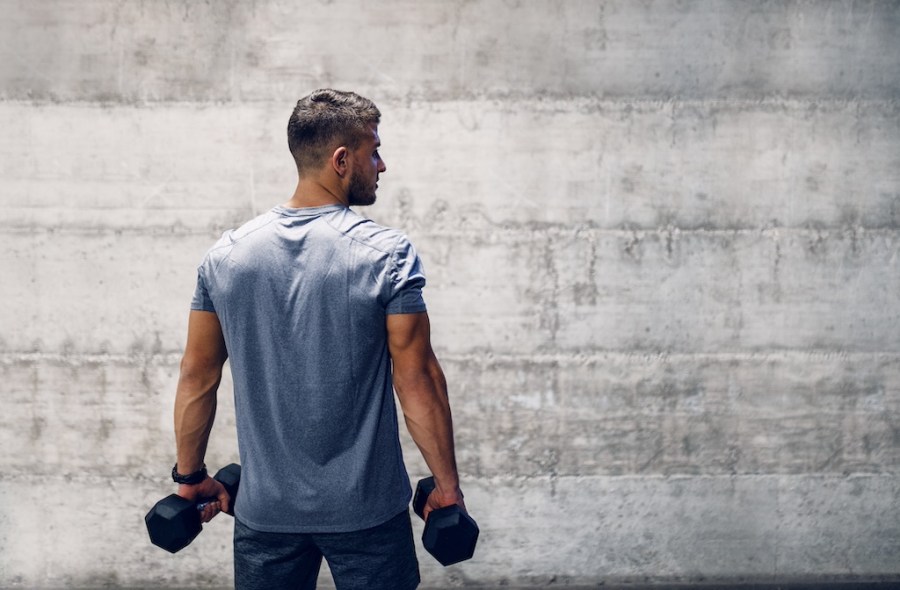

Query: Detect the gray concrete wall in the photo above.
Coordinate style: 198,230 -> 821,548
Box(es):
1,1 -> 899,588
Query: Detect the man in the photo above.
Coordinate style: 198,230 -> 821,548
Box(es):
170,89 -> 466,590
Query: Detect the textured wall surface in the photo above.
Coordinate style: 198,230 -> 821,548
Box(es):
1,1 -> 899,588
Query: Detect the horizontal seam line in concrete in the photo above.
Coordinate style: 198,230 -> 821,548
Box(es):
1,97 -> 898,109
3,225 -> 899,237
3,350 -> 900,366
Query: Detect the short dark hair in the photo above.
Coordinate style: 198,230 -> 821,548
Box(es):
287,89 -> 381,173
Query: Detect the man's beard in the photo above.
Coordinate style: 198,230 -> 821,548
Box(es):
347,169 -> 377,206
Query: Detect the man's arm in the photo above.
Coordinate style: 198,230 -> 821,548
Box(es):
387,311 -> 466,519
173,310 -> 230,518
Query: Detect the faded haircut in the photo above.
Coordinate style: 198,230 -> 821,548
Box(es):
287,89 -> 381,174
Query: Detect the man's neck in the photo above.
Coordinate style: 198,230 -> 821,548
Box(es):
284,178 -> 348,209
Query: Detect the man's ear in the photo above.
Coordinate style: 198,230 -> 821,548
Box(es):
331,146 -> 349,178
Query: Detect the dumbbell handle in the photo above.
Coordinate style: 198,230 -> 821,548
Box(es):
195,499 -> 219,512
182,488 -> 232,512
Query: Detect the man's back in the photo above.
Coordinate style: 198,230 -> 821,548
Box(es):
171,90 -> 464,590
192,204 -> 427,532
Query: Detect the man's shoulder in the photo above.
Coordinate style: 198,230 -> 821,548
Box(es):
325,208 -> 413,255
202,209 -> 281,262
229,209 -> 283,242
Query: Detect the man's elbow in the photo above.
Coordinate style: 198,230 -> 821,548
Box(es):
395,370 -> 448,408
179,353 -> 224,387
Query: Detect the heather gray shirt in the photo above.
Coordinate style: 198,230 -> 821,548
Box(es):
191,204 -> 427,533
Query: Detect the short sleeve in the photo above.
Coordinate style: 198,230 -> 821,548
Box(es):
190,267 -> 216,312
385,235 -> 427,315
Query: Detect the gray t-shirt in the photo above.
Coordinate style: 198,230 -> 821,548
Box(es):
191,204 -> 427,533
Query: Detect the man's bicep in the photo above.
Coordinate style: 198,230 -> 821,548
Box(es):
184,310 -> 228,367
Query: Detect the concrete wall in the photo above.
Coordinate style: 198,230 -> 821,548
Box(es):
1,1 -> 899,587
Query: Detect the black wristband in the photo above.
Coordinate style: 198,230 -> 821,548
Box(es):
172,464 -> 207,485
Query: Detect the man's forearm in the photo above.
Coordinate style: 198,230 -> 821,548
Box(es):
395,357 -> 461,496
173,367 -> 222,474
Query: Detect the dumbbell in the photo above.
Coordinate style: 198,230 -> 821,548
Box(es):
412,476 -> 479,566
145,463 -> 241,553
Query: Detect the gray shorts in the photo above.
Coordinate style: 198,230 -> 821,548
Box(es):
233,510 -> 420,590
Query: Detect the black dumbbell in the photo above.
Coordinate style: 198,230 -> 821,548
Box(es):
412,476 -> 479,566
145,463 -> 241,553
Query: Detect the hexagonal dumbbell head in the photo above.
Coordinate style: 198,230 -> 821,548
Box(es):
422,505 -> 479,566
412,476 -> 435,520
213,464 -> 241,516
145,494 -> 202,553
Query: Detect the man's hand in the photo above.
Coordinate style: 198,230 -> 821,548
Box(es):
177,476 -> 230,523
423,484 -> 467,522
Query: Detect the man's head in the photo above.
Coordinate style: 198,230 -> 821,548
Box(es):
287,89 -> 381,176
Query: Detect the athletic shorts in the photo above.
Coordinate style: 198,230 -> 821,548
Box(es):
233,510 -> 420,590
